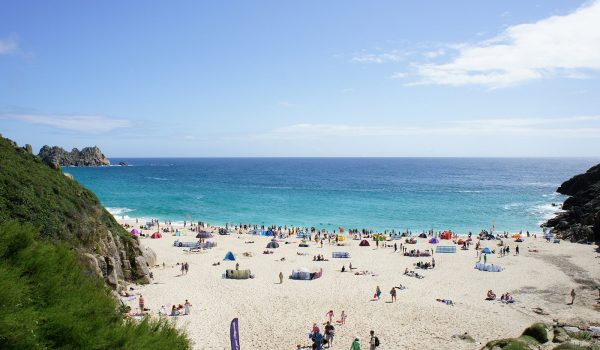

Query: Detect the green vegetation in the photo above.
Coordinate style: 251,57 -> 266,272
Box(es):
0,220 -> 191,350
522,323 -> 549,343
0,137 -> 124,245
0,137 -> 191,348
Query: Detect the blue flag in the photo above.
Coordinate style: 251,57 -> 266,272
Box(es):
230,318 -> 240,350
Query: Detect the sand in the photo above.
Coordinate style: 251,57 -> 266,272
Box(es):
121,222 -> 600,350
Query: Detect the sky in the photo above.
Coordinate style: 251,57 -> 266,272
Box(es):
1,0 -> 600,157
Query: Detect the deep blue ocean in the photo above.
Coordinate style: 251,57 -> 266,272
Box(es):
65,158 -> 599,233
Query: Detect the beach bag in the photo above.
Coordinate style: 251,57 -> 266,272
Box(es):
374,336 -> 380,347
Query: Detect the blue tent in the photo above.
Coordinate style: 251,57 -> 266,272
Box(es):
223,251 -> 236,261
482,247 -> 492,254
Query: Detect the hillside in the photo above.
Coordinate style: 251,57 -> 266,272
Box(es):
545,163 -> 600,242
0,136 -> 152,289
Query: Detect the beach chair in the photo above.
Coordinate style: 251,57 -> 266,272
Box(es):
435,246 -> 456,253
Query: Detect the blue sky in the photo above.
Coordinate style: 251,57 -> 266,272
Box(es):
1,0 -> 600,157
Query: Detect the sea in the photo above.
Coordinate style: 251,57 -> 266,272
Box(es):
65,158 -> 599,233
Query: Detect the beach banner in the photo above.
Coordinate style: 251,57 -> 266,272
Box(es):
230,318 -> 240,350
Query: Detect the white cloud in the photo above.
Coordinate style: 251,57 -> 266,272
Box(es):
409,1 -> 600,87
257,116 -> 600,139
351,50 -> 410,64
0,36 -> 18,55
2,113 -> 132,133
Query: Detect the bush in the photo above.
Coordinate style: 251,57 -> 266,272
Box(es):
522,323 -> 548,343
0,221 -> 191,350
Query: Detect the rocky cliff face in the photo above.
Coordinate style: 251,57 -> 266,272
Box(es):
38,145 -> 110,168
544,163 -> 600,243
0,136 -> 152,290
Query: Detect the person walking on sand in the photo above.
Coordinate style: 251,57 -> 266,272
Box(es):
184,262 -> 189,274
350,337 -> 361,350
369,330 -> 379,350
279,271 -> 284,284
390,287 -> 397,302
570,288 -> 576,305
325,310 -> 334,323
180,263 -> 185,275
139,295 -> 145,312
374,286 -> 381,300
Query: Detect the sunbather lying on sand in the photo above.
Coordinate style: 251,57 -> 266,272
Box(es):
394,284 -> 406,290
244,241 -> 254,243
436,298 -> 453,305
212,262 -> 221,266
486,290 -> 497,300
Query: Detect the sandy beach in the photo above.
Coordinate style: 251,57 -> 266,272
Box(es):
121,221 -> 600,350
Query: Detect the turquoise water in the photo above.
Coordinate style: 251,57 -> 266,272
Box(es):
66,158 -> 599,233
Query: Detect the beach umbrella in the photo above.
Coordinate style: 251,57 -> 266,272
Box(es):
512,233 -> 521,239
130,229 -> 140,235
482,247 -> 492,254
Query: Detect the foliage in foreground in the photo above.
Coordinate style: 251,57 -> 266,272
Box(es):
0,221 -> 191,350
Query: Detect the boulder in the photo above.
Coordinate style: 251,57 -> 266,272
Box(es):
142,247 -> 157,266
552,326 -> 570,343
135,256 -> 150,277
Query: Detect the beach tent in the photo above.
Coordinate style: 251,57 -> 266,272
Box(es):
290,267 -> 322,280
474,263 -> 502,272
196,231 -> 213,239
359,239 -> 370,246
337,235 -> 346,242
441,231 -> 453,240
150,232 -> 162,239
482,247 -> 493,254
130,229 -> 140,235
512,233 -> 521,239
223,251 -> 236,261
266,240 -> 279,249
419,233 -> 427,238
428,237 -> 439,244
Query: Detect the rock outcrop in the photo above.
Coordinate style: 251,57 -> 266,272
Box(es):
544,163 -> 600,243
38,145 -> 110,167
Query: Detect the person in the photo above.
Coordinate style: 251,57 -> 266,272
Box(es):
341,265 -> 346,272
184,262 -> 189,274
515,245 -> 519,255
184,299 -> 192,315
312,329 -> 324,350
279,271 -> 284,284
487,290 -> 496,300
139,295 -> 145,311
483,253 -> 487,264
159,305 -> 167,316
374,286 -> 381,300
170,305 -> 179,316
326,310 -> 334,323
324,321 -> 335,348
337,311 -> 347,325
570,288 -> 576,305
180,263 -> 185,275
390,287 -> 397,302
350,337 -> 361,350
369,330 -> 379,350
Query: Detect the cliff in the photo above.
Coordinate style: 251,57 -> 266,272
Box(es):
0,136 -> 153,289
544,163 -> 600,243
38,144 -> 110,168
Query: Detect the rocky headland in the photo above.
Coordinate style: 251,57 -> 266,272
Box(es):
38,145 -> 110,168
544,163 -> 600,243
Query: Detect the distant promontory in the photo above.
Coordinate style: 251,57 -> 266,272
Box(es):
38,145 -> 110,168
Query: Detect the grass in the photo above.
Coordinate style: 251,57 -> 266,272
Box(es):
0,221 -> 191,350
